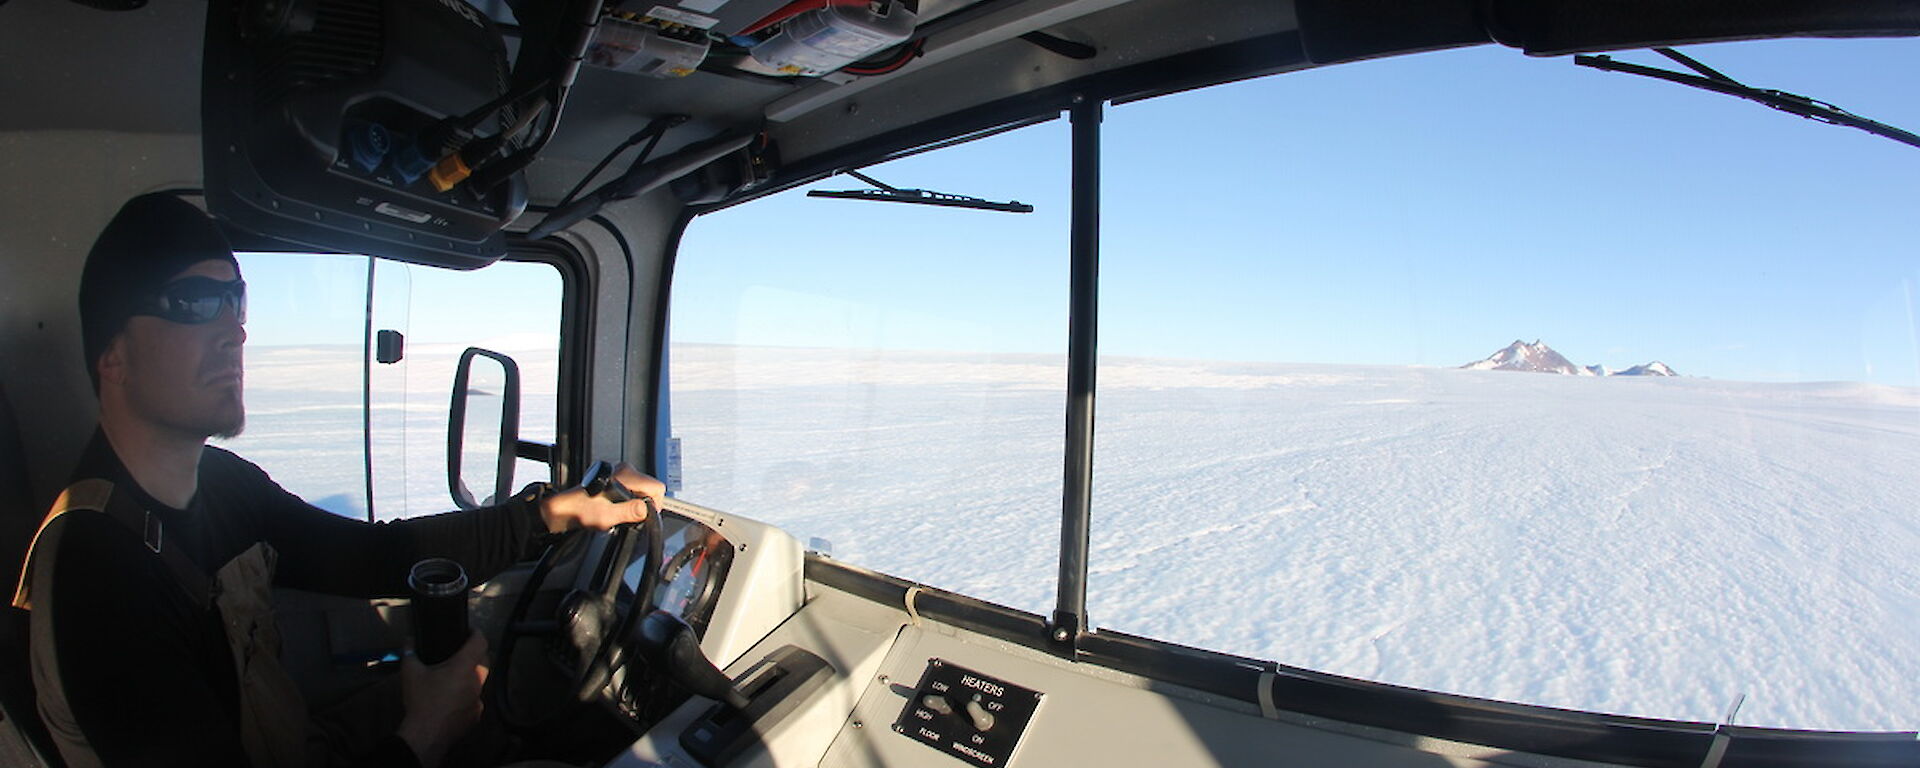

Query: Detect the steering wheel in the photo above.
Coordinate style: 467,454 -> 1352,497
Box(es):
491,463 -> 664,728
573,484 -> 663,702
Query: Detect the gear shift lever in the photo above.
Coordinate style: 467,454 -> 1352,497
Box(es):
636,610 -> 751,710
654,615 -> 836,767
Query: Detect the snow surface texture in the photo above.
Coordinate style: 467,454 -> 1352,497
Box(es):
234,343 -> 1918,732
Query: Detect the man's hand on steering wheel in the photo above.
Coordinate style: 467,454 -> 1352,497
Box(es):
538,463 -> 663,533
493,461 -> 670,728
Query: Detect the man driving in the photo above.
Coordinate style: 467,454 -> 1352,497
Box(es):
14,192 -> 662,767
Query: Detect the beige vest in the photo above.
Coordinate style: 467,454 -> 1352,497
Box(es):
15,480 -> 311,767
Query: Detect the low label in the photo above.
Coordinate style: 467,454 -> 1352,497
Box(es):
894,659 -> 1041,767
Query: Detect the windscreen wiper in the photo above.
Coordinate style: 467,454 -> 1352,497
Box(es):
1575,47 -> 1920,151
808,171 -> 1034,213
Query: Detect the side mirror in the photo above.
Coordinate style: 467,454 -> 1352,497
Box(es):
448,347 -> 521,509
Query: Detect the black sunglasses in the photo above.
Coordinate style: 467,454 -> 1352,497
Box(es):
137,277 -> 247,325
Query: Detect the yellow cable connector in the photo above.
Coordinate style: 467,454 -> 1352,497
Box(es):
427,152 -> 472,192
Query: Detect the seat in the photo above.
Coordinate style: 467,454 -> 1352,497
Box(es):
0,382 -> 63,766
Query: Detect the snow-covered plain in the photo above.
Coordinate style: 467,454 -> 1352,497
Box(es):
233,343 -> 1919,733
220,341 -> 558,520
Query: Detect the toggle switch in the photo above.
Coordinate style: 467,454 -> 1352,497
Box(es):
922,694 -> 953,715
965,695 -> 995,732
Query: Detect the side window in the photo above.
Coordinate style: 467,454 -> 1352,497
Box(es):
669,122 -> 1070,614
368,259 -> 564,519
226,253 -> 564,521
222,254 -> 371,517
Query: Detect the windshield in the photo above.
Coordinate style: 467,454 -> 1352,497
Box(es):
672,122 -> 1071,617
672,38 -> 1920,731
219,254 -> 563,520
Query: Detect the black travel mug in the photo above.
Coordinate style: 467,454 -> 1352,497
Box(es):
408,558 -> 469,666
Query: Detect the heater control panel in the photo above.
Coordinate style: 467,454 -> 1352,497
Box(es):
893,659 -> 1042,767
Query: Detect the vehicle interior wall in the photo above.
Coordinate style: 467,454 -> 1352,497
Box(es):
559,190 -> 683,474
0,131 -> 203,765
0,4 -> 202,138
0,130 -> 205,515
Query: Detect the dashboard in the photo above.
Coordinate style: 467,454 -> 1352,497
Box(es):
621,513 -> 736,639
600,512 -> 740,727
558,497 -> 1918,767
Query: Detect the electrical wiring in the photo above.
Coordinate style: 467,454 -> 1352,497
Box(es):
465,92 -> 550,168
842,38 -> 923,75
469,87 -> 568,190
457,77 -> 554,135
558,124 -> 670,209
503,93 -> 550,143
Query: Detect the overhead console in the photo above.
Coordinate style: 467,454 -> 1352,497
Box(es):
193,0 -> 930,260
200,0 -> 533,266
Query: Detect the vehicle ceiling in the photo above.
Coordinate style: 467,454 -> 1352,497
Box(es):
8,1 -> 1916,206
2,0 -> 1303,205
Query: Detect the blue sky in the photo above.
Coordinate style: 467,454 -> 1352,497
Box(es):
250,37 -> 1920,385
1103,40 -> 1920,377
239,254 -> 563,349
673,37 -> 1920,384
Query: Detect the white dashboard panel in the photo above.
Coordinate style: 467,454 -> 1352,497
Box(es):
662,497 -> 808,669
613,585 -> 907,768
612,573 -> 1627,768
818,626 -> 1542,768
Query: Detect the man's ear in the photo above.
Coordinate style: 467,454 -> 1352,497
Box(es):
96,333 -> 129,389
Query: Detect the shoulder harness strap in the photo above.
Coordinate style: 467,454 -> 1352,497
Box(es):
12,478 -> 212,611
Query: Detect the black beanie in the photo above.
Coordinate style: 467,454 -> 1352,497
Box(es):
78,193 -> 240,392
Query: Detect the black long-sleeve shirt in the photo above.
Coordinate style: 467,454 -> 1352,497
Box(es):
26,431 -> 550,767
